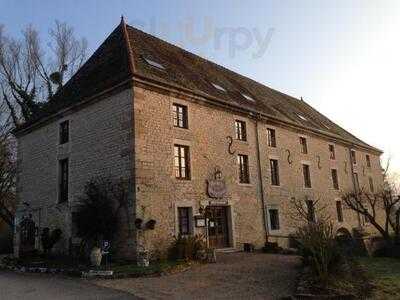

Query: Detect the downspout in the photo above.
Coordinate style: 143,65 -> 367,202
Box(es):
255,115 -> 269,243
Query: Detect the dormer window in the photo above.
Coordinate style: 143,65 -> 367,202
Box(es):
143,57 -> 165,70
241,93 -> 255,102
296,113 -> 308,121
211,83 -> 227,93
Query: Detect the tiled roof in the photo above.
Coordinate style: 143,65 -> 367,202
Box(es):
16,20 -> 381,153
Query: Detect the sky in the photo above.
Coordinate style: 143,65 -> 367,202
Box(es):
1,0 -> 400,176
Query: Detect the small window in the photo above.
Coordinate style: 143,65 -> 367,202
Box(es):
329,144 -> 335,160
267,128 -> 276,147
173,103 -> 188,129
241,93 -> 255,102
366,155 -> 371,168
59,158 -> 69,203
174,145 -> 190,180
270,159 -> 280,186
59,120 -> 69,144
303,164 -> 312,188
235,120 -> 247,141
178,207 -> 191,235
353,172 -> 360,191
331,169 -> 339,190
237,154 -> 250,184
336,201 -> 344,223
351,150 -> 357,165
211,83 -> 227,93
306,200 -> 316,222
268,209 -> 280,231
300,137 -> 308,154
143,57 -> 165,70
297,113 -> 308,121
369,177 -> 374,193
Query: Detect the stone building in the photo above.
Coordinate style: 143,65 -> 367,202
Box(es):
13,19 -> 384,259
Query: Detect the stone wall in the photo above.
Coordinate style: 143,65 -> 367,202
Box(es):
15,81 -> 385,259
15,89 -> 134,257
133,83 -> 384,253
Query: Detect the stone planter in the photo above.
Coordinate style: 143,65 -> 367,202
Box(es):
90,247 -> 102,267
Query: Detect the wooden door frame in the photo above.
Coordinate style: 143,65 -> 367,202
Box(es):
206,205 -> 231,249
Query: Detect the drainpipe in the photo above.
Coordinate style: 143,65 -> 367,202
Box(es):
255,115 -> 270,242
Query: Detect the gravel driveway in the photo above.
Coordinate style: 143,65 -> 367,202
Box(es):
95,252 -> 300,300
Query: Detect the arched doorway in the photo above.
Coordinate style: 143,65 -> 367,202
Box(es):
19,215 -> 36,256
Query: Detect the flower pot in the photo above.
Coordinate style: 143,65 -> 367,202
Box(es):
90,247 -> 102,267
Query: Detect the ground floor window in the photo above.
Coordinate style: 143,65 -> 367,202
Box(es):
306,200 -> 316,222
268,208 -> 280,231
178,207 -> 191,235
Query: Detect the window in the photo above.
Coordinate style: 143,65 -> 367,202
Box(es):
336,201 -> 344,222
59,158 -> 69,203
267,128 -> 276,147
237,154 -> 250,184
211,83 -> 227,93
329,144 -> 335,160
173,103 -> 188,129
143,57 -> 165,70
353,172 -> 360,191
268,209 -> 280,230
331,169 -> 339,190
59,120 -> 69,144
300,137 -> 308,154
270,159 -> 280,186
235,120 -> 247,141
303,164 -> 312,188
306,200 -> 316,222
174,145 -> 190,180
366,155 -> 371,168
369,177 -> 374,193
241,93 -> 255,102
351,150 -> 357,165
178,207 -> 191,235
297,113 -> 308,121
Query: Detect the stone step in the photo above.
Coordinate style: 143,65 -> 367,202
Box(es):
215,247 -> 239,253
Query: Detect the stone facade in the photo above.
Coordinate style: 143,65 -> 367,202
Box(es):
132,83 -> 384,254
14,89 -> 134,257
14,81 -> 384,259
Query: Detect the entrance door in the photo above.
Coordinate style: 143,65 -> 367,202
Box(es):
206,206 -> 229,248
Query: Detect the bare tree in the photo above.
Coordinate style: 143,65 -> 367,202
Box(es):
0,101 -> 15,227
0,21 -> 87,127
289,196 -> 330,224
342,189 -> 400,244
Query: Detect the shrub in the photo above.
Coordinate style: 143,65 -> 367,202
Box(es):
40,228 -> 62,255
296,221 -> 343,282
168,235 -> 206,261
75,176 -> 129,250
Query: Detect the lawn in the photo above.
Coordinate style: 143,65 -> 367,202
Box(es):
357,257 -> 400,299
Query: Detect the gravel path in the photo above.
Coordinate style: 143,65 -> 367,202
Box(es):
95,252 -> 300,300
